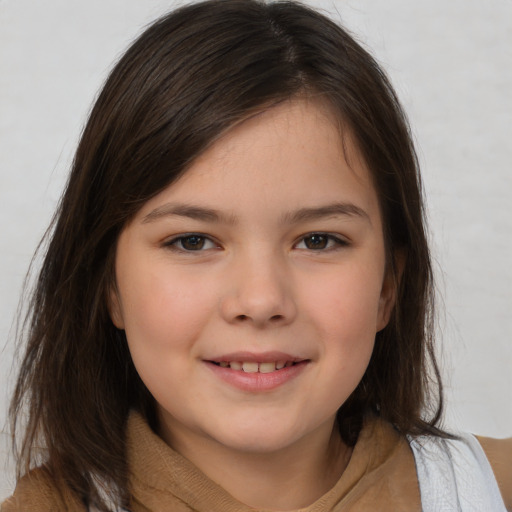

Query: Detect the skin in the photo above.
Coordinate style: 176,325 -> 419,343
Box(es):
110,99 -> 396,510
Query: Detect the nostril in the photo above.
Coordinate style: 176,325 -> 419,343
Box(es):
234,313 -> 284,323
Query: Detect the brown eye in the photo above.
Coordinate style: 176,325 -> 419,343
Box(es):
180,235 -> 206,250
166,234 -> 217,252
295,233 -> 347,251
303,234 -> 329,250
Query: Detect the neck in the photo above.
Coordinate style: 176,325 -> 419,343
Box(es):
159,417 -> 352,511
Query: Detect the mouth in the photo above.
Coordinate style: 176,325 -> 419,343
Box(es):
209,360 -> 303,373
204,352 -> 310,391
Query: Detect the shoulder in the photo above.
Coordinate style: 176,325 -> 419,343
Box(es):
1,467 -> 86,512
408,431 -> 510,511
478,435 -> 512,511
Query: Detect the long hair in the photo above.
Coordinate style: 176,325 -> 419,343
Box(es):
10,0 -> 445,509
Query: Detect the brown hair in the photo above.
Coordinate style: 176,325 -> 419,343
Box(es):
10,0 -> 446,509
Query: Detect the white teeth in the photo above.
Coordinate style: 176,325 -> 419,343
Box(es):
215,360 -> 299,372
242,362 -> 259,373
259,362 -> 276,373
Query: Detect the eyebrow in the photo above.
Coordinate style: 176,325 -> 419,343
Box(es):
142,203 -> 236,224
142,201 -> 369,225
281,202 -> 370,225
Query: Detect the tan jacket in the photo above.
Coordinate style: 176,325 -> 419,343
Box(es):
2,412 -> 511,511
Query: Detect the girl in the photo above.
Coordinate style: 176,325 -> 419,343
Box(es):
2,1 -> 511,511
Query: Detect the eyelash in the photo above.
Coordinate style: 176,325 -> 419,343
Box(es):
163,233 -> 348,253
163,234 -> 219,252
294,233 -> 349,251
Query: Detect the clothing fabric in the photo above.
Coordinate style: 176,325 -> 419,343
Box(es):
409,432 -> 508,511
2,411 -> 511,512
118,411 -> 422,511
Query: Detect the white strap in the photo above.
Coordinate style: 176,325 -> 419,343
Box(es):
88,505 -> 129,512
409,432 -> 507,511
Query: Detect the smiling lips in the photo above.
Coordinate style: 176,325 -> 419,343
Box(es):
212,360 -> 297,373
206,352 -> 310,391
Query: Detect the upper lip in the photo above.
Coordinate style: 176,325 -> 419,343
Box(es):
206,351 -> 309,363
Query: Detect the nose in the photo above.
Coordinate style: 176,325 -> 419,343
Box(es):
219,251 -> 297,328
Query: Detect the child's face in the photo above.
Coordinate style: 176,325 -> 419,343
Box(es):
110,99 -> 395,456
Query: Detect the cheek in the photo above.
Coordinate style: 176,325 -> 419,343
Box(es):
304,263 -> 384,338
119,266 -> 220,410
299,263 -> 383,387
119,263 -> 217,359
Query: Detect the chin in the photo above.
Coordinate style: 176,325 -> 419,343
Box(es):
221,433 -> 296,455
208,418 -> 312,455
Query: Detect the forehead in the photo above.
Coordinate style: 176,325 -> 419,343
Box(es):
192,98 -> 364,176
136,98 -> 380,226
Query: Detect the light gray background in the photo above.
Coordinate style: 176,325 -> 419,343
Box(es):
1,0 -> 511,499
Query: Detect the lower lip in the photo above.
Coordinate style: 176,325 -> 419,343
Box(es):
205,361 -> 309,392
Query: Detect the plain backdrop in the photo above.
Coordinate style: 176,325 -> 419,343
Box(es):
1,0 -> 511,499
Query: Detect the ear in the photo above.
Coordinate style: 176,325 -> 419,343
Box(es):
108,285 -> 125,330
376,249 -> 406,332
